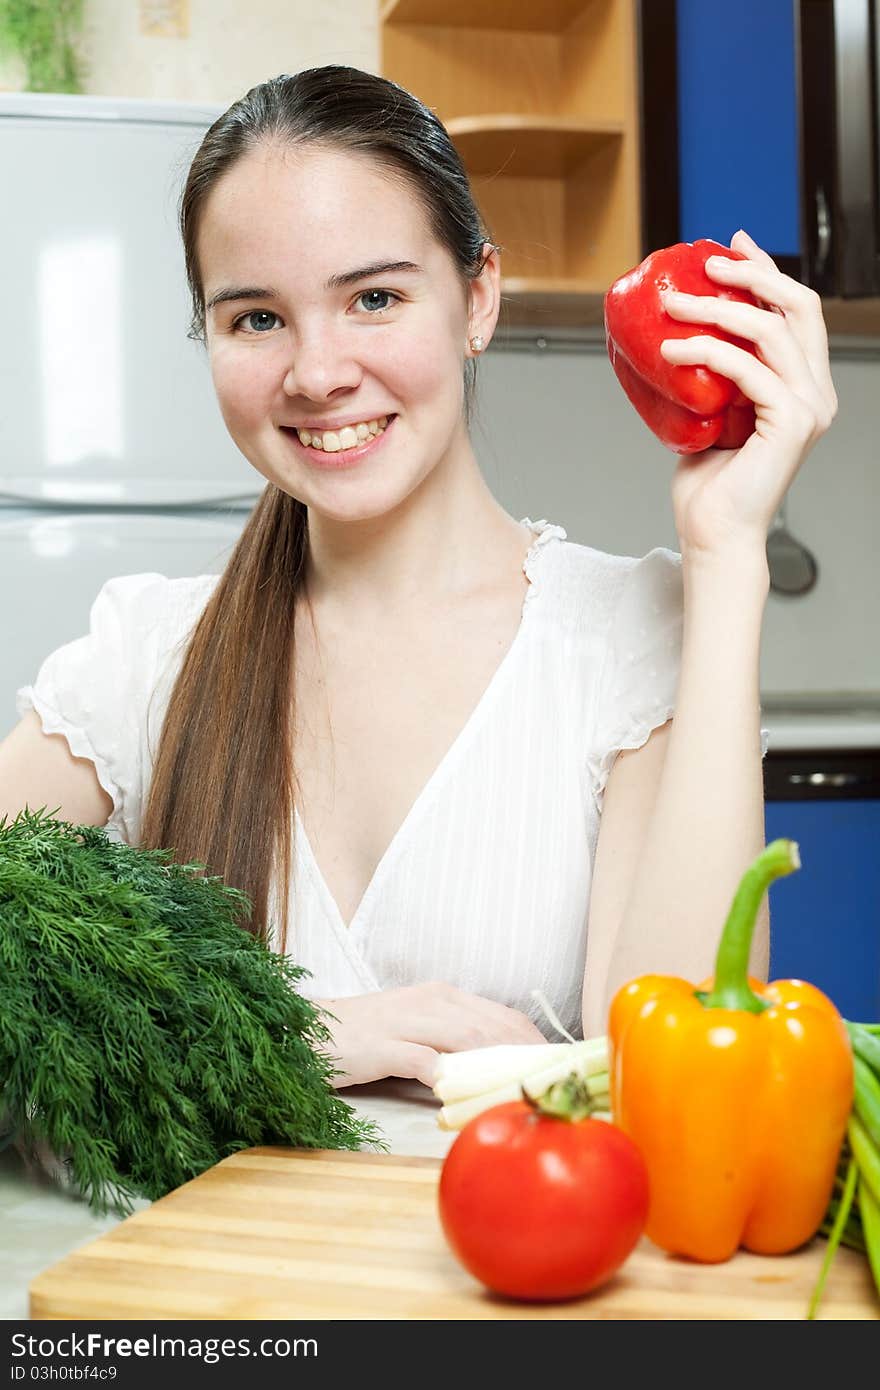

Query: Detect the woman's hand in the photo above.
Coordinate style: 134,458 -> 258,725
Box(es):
659,228 -> 838,563
311,982 -> 549,1090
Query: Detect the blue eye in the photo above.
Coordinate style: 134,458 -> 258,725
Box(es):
233,310 -> 280,334
357,289 -> 399,313
231,289 -> 399,334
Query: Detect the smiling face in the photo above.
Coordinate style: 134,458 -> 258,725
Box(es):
197,142 -> 498,524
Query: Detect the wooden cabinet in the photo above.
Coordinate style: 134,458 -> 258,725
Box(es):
379,0 -> 641,327
381,0 -> 880,340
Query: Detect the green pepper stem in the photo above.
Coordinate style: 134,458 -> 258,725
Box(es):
698,839 -> 800,1014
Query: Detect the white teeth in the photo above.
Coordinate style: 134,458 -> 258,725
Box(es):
296,416 -> 389,450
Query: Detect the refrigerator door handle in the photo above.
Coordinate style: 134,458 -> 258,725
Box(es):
814,184 -> 831,278
0,488 -> 263,508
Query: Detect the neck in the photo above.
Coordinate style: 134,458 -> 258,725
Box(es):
304,433 -> 528,617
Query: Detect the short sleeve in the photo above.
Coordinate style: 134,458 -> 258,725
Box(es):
586,548 -> 684,812
15,572 -> 173,844
586,547 -> 770,812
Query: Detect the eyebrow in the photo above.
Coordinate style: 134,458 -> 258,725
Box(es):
206,260 -> 424,312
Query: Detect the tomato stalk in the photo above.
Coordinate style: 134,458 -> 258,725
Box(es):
522,1072 -> 611,1122
434,1036 -> 609,1131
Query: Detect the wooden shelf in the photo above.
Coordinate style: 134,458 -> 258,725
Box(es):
492,289 -> 880,343
501,278 -> 610,297
381,0 -> 641,295
381,3 -> 880,339
381,0 -> 590,31
822,297 -> 880,338
495,288 -> 608,332
446,116 -> 623,179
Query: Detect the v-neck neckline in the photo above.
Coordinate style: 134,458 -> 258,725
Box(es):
292,518 -> 565,937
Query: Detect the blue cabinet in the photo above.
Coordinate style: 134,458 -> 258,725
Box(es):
675,0 -> 800,258
641,1 -> 879,295
765,792 -> 880,1022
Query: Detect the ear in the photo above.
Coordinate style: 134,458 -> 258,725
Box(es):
467,241 -> 502,350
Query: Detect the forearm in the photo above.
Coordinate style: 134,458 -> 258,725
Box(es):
599,547 -> 771,1017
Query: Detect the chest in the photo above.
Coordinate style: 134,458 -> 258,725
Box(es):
291,587 -> 527,928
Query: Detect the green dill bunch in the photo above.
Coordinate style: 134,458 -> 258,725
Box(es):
0,806 -> 384,1214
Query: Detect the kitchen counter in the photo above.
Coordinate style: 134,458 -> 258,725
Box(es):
5,1079 -> 878,1321
0,1079 -> 453,1321
761,696 -> 880,751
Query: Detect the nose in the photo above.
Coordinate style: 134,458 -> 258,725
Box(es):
281,325 -> 362,403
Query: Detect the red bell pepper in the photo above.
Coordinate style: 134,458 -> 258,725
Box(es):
604,238 -> 760,454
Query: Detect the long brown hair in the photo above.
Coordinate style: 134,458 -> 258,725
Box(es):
140,66 -> 498,952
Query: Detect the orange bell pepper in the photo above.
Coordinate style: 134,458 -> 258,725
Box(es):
608,840 -> 854,1263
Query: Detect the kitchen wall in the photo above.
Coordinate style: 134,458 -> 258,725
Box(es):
0,1 -> 378,102
473,340 -> 880,699
2,0 -> 877,700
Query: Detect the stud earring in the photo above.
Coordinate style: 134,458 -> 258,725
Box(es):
469,335 -> 484,354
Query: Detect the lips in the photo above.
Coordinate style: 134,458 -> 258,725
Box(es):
280,413 -> 398,469
287,414 -> 393,439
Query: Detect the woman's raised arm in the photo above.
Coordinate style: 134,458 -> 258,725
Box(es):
583,229 -> 838,1037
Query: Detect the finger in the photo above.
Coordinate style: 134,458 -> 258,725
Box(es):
426,983 -> 549,1045
661,291 -> 830,429
704,249 -> 837,410
392,1043 -> 441,1088
659,333 -> 817,444
730,227 -> 780,268
454,996 -> 550,1045
708,249 -> 822,331
460,995 -> 549,1041
441,1014 -> 548,1050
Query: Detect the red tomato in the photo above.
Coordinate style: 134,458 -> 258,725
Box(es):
438,1101 -> 649,1301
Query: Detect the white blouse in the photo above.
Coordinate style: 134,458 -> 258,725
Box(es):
17,519 -> 763,1040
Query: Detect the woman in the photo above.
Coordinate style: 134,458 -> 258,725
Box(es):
2,67 -> 837,1089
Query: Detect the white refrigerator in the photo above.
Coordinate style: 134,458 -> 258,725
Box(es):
0,91 -> 264,730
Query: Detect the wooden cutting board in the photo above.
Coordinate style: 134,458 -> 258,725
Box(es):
29,1148 -> 879,1320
